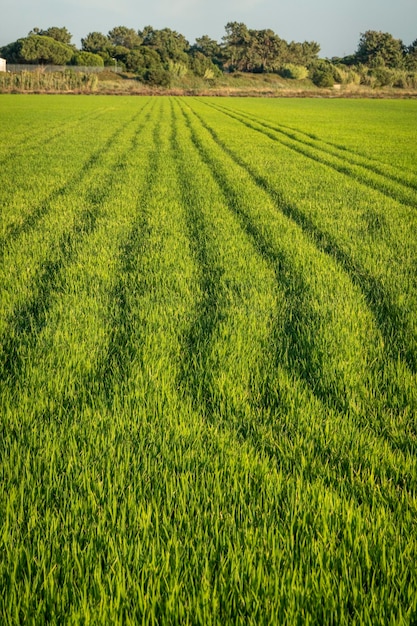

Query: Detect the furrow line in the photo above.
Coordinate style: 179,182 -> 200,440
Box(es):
202,100 -> 417,210
212,101 -> 417,193
177,99 -> 356,415
0,107 -> 108,167
173,99 -> 336,463
0,104 -> 155,393
100,109 -> 162,409
0,100 -> 152,259
185,100 -> 417,376
176,99 -> 417,485
170,100 -> 225,420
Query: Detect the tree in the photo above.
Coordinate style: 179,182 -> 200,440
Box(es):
356,30 -> 405,68
193,35 -> 221,59
310,60 -> 335,87
0,40 -> 22,63
222,23 -> 319,73
285,40 -> 320,65
247,29 -> 284,72
120,47 -> 163,76
189,51 -> 222,78
141,27 -> 189,64
192,35 -> 224,68
81,32 -> 111,55
3,35 -> 73,65
107,27 -> 142,49
143,67 -> 171,86
406,39 -> 417,70
29,26 -> 73,46
222,22 -> 252,71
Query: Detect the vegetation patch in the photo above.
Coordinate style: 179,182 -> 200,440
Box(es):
1,95 -> 417,623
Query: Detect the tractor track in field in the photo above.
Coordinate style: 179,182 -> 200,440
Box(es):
208,101 -> 417,190
0,103 -> 156,392
170,100 -> 225,420
174,100 -> 416,495
202,100 -> 417,210
0,107 -> 109,167
183,100 -> 417,377
177,99 -> 353,415
101,106 -> 162,409
0,102 -> 152,259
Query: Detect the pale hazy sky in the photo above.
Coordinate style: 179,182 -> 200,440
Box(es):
1,0 -> 416,58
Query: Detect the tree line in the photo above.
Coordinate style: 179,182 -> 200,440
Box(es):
1,24 -> 416,87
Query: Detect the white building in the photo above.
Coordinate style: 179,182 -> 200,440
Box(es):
0,58 -> 6,72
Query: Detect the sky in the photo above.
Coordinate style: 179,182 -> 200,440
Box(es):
1,0 -> 416,59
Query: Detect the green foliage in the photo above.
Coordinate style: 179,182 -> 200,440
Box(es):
81,31 -> 112,56
223,22 -> 319,73
0,39 -> 22,63
127,46 -> 164,76
310,61 -> 335,87
29,26 -> 73,45
143,67 -> 171,86
279,63 -> 308,79
193,35 -> 223,68
5,35 -> 74,65
2,22 -> 416,86
285,40 -> 321,65
189,51 -> 222,78
107,26 -> 142,49
1,95 -> 417,624
140,26 -> 190,64
71,51 -> 104,67
406,39 -> 417,70
356,30 -> 405,68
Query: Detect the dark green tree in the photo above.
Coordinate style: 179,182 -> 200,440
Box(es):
188,51 -> 222,78
285,40 -> 320,65
140,26 -> 189,64
247,29 -> 284,72
356,30 -> 405,68
310,60 -> 335,87
29,26 -> 73,45
107,27 -> 142,49
192,35 -> 224,68
222,22 -> 252,71
2,35 -> 73,64
81,32 -> 111,55
406,39 -> 417,70
124,47 -> 161,73
0,40 -> 21,62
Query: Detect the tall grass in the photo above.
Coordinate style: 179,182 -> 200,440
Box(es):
0,70 -> 99,93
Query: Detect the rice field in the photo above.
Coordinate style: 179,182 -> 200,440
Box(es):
1,94 -> 417,624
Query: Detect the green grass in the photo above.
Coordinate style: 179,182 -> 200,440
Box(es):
1,94 -> 417,624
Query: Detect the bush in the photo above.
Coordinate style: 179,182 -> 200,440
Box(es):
71,51 -> 104,67
279,64 -> 308,80
372,67 -> 395,86
143,68 -> 171,87
189,51 -> 222,79
311,68 -> 334,87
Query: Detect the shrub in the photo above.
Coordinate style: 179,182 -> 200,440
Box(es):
143,68 -> 171,86
279,64 -> 308,80
311,68 -> 334,87
71,51 -> 104,67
